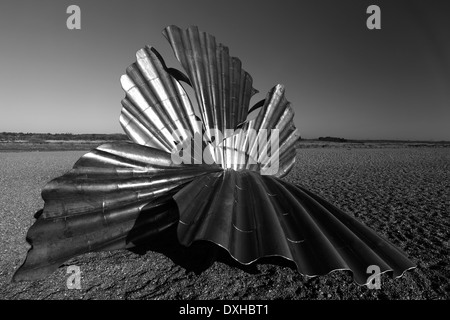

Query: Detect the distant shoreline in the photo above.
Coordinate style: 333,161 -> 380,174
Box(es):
1,132 -> 448,143
0,141 -> 109,152
296,140 -> 450,149
0,132 -> 449,152
1,140 -> 449,152
0,132 -> 128,152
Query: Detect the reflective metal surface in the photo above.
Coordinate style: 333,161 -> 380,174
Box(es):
13,142 -> 220,281
120,46 -> 201,152
14,25 -> 415,283
175,170 -> 416,285
163,25 -> 258,134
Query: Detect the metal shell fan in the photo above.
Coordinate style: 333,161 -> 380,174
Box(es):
13,25 -> 415,285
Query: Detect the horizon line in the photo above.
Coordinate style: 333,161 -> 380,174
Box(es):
0,131 -> 449,143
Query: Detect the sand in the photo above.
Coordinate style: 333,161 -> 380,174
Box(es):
0,147 -> 448,299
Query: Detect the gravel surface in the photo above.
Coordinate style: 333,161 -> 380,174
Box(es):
0,147 -> 449,300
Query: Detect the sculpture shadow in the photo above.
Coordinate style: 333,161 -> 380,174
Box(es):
126,200 -> 297,275
20,203 -> 297,282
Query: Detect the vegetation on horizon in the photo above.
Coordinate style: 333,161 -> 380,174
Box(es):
0,132 -> 448,145
0,132 -> 129,142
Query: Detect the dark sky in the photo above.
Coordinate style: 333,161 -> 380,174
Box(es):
1,0 -> 449,140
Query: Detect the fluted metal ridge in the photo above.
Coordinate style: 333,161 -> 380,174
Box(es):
174,170 -> 416,285
13,142 -> 220,281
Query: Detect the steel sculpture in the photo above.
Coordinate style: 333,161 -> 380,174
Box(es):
13,26 -> 415,284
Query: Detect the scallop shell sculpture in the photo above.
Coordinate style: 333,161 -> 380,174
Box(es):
13,25 -> 415,284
